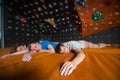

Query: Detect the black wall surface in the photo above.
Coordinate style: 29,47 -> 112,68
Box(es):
4,0 -> 82,47
82,26 -> 120,44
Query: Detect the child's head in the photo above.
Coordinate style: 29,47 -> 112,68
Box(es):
16,45 -> 27,52
55,43 -> 70,54
28,41 -> 42,52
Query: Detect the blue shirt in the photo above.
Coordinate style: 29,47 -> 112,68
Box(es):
39,40 -> 57,50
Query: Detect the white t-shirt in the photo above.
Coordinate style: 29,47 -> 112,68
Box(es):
63,40 -> 87,51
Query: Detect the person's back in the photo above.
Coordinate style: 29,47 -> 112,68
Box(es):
63,40 -> 87,51
39,40 -> 57,50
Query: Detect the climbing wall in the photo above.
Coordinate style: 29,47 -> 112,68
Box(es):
75,0 -> 120,36
4,0 -> 120,47
4,0 -> 81,47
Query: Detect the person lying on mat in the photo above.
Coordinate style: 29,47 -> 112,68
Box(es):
21,40 -> 57,61
0,40 -> 57,62
0,44 -> 29,59
55,40 -> 111,76
28,40 -> 57,53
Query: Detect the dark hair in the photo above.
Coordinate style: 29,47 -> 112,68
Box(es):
55,43 -> 64,53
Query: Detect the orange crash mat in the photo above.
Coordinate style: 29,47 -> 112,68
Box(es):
0,47 -> 120,80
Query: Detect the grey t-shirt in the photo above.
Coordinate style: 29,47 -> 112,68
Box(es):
63,40 -> 86,51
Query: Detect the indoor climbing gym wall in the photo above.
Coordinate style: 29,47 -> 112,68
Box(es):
4,0 -> 120,47
4,0 -> 81,47
75,0 -> 120,36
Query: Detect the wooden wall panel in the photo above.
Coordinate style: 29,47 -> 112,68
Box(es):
75,0 -> 120,36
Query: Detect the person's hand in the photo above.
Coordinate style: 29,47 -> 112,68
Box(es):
60,61 -> 77,76
0,54 -> 11,59
22,53 -> 32,62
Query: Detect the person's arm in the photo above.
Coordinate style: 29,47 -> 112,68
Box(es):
11,49 -> 29,56
0,49 -> 29,59
40,44 -> 55,53
60,49 -> 86,76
